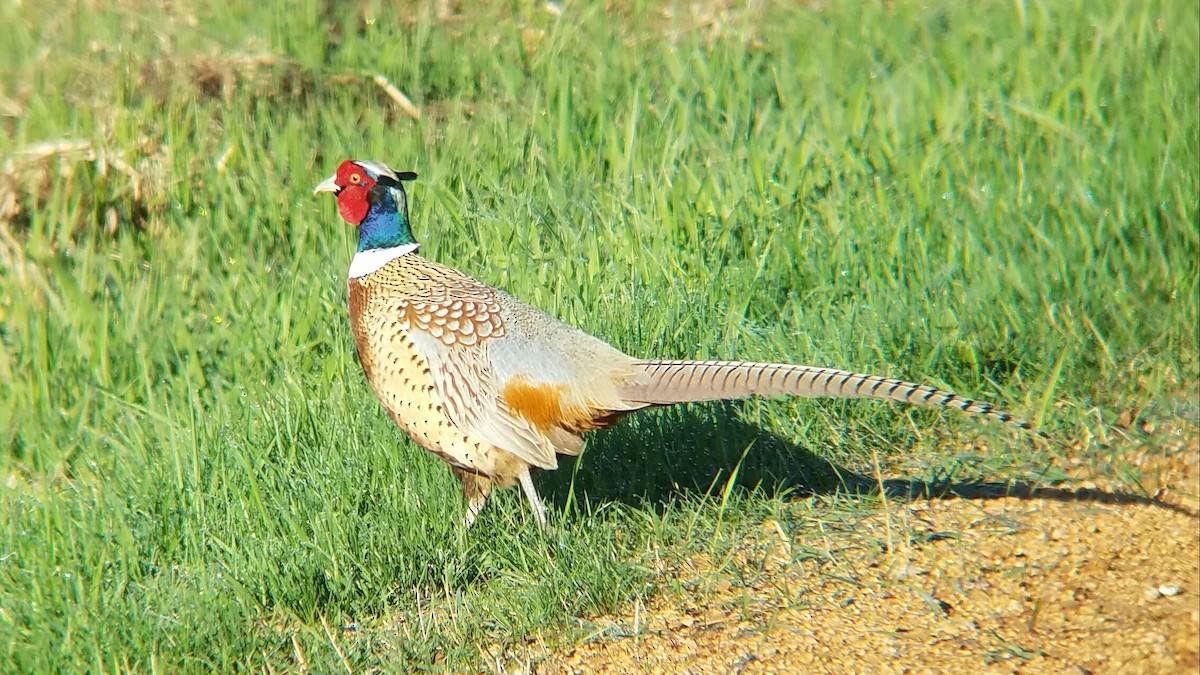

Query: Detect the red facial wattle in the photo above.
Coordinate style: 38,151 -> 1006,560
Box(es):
333,161 -> 377,226
336,187 -> 369,225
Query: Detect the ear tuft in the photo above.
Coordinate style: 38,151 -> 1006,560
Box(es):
375,171 -> 418,189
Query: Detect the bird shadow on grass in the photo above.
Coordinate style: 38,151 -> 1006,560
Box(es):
536,402 -> 1193,518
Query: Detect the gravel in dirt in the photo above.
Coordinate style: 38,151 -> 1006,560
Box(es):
541,439 -> 1199,674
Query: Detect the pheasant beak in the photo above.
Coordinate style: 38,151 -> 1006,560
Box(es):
313,174 -> 341,196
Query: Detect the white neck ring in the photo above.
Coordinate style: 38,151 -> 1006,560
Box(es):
348,244 -> 419,278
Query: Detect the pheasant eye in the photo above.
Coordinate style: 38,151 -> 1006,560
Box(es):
349,172 -> 362,184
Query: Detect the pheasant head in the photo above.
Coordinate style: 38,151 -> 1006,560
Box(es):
314,159 -> 419,252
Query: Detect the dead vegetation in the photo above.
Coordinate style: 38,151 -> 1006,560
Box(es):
0,136 -> 169,246
1,0 -> 780,255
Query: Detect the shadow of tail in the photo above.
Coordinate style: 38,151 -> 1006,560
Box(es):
537,401 -> 1191,518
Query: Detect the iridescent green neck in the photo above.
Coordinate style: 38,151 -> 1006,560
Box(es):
357,186 -> 417,252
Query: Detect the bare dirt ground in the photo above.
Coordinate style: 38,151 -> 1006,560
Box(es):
537,432 -> 1200,674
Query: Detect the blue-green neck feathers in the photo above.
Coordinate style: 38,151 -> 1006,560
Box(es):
358,185 -> 417,252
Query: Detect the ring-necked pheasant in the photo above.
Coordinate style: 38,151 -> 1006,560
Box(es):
315,159 -> 1043,528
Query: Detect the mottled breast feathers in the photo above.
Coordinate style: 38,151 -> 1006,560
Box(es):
349,253 -> 649,472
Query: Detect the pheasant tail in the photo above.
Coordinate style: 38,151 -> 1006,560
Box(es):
621,360 -> 1042,436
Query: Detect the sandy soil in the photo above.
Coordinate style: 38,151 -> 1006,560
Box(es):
538,436 -> 1200,674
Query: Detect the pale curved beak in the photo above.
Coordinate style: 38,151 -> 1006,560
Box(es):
313,174 -> 340,195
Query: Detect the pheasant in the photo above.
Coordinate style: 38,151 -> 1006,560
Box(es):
314,159 -> 1043,528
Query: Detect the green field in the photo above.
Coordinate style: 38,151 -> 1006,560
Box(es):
1,0 -> 1196,670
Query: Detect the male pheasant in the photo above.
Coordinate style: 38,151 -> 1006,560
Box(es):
315,159 -> 1042,528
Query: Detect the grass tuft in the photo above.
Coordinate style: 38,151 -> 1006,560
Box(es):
1,0 -> 1196,669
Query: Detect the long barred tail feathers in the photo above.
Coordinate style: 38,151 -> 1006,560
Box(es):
621,360 -> 1046,438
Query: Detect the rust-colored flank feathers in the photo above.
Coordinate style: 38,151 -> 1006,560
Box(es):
501,376 -> 571,432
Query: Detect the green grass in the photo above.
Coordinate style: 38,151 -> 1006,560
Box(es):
1,0 -> 1196,670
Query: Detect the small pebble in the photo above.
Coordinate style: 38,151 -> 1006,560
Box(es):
1146,584 -> 1183,600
